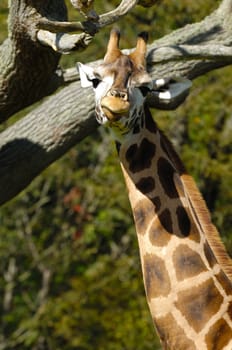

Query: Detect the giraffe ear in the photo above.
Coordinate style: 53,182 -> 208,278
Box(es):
77,62 -> 97,88
149,78 -> 192,109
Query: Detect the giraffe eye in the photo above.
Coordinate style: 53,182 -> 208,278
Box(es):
92,78 -> 101,88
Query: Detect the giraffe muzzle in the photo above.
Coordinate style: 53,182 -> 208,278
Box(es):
101,96 -> 130,121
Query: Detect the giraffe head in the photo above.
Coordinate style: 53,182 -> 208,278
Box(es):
78,29 -> 152,127
78,29 -> 191,133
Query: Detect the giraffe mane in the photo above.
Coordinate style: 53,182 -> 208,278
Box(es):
160,129 -> 232,280
181,174 -> 232,280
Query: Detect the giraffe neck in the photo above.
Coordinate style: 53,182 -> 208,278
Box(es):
114,105 -> 232,350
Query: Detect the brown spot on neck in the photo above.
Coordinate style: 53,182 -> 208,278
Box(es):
133,198 -> 155,235
144,104 -> 158,133
158,208 -> 173,234
154,314 -> 196,350
125,138 -> 156,173
160,131 -> 186,175
157,157 -> 179,199
151,196 -> 161,212
173,244 -> 206,281
135,176 -> 155,194
175,279 -> 223,333
143,253 -> 171,300
176,206 -> 191,237
205,318 -> 232,350
149,219 -> 171,247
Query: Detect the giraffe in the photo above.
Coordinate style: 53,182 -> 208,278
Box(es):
78,29 -> 232,349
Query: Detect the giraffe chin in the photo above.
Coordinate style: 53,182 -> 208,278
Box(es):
101,97 -> 130,122
101,106 -> 128,122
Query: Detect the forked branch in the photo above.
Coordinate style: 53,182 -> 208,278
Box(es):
37,0 -> 139,52
98,0 -> 138,27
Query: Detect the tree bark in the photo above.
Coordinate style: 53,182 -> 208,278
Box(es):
0,0 -> 67,122
0,82 -> 98,206
0,0 -> 232,205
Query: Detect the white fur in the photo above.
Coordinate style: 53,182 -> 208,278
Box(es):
153,78 -> 192,102
78,63 -> 96,88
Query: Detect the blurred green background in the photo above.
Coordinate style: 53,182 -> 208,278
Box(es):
0,1 -> 231,349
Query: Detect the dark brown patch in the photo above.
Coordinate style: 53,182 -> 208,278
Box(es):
133,123 -> 140,134
176,206 -> 191,237
204,242 -> 218,268
160,132 -> 186,175
125,138 -> 156,173
135,176 -> 155,194
158,208 -> 173,234
133,199 -> 154,235
215,270 -> 232,296
173,245 -> 206,281
125,143 -> 137,161
205,318 -> 232,350
151,196 -> 161,212
143,254 -> 171,300
154,314 -> 196,350
157,157 -> 179,198
228,302 -> 232,321
133,205 -> 147,235
144,105 -> 157,133
188,220 -> 201,243
149,220 -> 171,247
175,279 -> 223,333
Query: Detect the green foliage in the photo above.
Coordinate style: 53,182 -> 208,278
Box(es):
0,1 -> 231,349
36,256 -> 159,350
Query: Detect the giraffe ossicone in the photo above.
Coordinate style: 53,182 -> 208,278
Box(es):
78,29 -> 232,350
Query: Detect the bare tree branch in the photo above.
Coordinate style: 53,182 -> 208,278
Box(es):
70,0 -> 99,20
20,198 -> 53,307
38,0 -> 139,33
98,0 -> 138,27
37,0 -> 139,53
37,18 -> 95,34
3,258 -> 17,312
37,30 -> 94,54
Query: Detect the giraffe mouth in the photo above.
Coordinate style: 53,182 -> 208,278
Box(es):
101,96 -> 130,121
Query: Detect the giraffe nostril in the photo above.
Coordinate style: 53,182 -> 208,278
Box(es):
110,90 -> 119,97
109,89 -> 128,100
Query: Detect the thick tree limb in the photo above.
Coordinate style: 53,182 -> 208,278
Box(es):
148,44 -> 232,63
0,0 -> 232,205
0,82 -> 97,206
